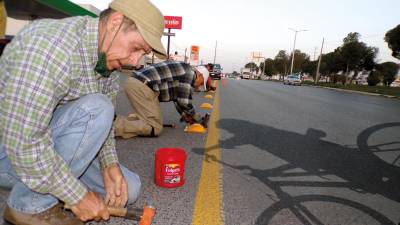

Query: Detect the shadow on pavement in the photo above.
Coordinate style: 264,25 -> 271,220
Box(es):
193,119 -> 400,224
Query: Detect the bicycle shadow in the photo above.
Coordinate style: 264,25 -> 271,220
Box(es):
192,119 -> 400,224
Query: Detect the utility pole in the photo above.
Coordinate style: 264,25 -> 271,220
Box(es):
289,28 -> 307,74
213,40 -> 217,64
167,28 -> 171,60
184,47 -> 187,63
315,37 -> 325,84
313,47 -> 317,61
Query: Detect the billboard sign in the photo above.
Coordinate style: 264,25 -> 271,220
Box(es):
164,16 -> 182,29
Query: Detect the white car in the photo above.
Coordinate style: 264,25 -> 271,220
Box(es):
241,72 -> 251,79
284,74 -> 302,85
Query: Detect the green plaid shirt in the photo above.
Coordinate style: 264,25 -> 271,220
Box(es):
0,16 -> 119,205
133,61 -> 197,117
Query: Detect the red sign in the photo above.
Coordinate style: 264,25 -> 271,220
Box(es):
190,45 -> 200,65
164,16 -> 182,29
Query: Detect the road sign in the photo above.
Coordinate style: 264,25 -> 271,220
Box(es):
163,32 -> 175,36
190,45 -> 200,65
164,16 -> 182,29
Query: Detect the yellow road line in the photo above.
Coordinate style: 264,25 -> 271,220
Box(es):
192,85 -> 223,225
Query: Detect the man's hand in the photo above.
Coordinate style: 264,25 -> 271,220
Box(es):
102,163 -> 128,208
70,191 -> 109,222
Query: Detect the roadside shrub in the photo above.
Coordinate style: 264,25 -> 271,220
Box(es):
339,75 -> 347,85
330,74 -> 340,84
367,71 -> 381,86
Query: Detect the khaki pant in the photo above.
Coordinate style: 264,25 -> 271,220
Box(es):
114,77 -> 163,138
0,1 -> 7,39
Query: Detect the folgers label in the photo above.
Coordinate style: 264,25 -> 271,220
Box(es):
155,148 -> 187,188
164,164 -> 181,184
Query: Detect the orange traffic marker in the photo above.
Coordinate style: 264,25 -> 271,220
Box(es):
200,102 -> 213,109
184,123 -> 207,133
204,94 -> 213,99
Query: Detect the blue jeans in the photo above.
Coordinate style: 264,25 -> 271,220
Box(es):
0,94 -> 141,213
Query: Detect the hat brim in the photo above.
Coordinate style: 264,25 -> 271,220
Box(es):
137,24 -> 167,60
153,50 -> 167,60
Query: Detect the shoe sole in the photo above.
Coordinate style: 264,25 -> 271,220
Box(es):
4,217 -> 30,225
4,219 -> 39,225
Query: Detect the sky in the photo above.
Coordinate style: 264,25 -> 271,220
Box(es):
71,0 -> 400,73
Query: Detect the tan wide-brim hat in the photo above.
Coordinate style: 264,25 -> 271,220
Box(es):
110,0 -> 167,59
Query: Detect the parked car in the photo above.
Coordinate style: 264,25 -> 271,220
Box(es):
284,73 -> 302,85
209,63 -> 222,80
241,72 -> 251,79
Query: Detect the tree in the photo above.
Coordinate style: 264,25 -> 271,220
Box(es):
376,62 -> 399,86
339,32 -> 377,84
343,32 -> 360,43
245,62 -> 258,73
323,50 -> 344,76
260,58 -> 276,76
273,50 -> 290,77
367,70 -> 381,86
302,60 -> 317,80
289,49 -> 310,74
317,48 -> 347,83
385,24 -> 400,59
362,46 -> 378,71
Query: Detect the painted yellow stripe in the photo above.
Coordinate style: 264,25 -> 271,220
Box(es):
192,85 -> 223,225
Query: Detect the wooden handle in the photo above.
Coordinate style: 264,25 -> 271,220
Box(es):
107,206 -> 128,217
64,204 -> 128,217
64,204 -> 152,222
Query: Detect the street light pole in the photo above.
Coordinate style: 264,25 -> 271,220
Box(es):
289,28 -> 307,74
213,40 -> 217,64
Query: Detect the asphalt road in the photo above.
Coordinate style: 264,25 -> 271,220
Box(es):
1,76 -> 400,225
218,79 -> 400,225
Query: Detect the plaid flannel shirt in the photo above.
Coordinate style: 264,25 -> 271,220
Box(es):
0,16 -> 119,205
133,61 -> 197,117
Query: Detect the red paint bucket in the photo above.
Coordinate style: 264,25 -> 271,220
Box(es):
154,148 -> 187,188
